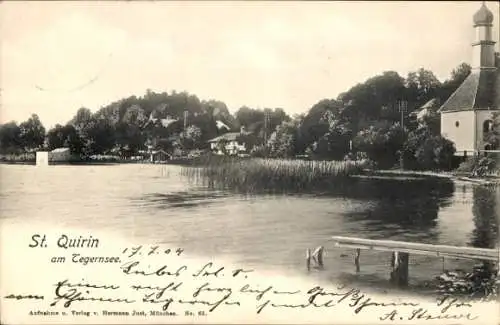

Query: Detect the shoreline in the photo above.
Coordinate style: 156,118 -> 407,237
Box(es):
363,169 -> 500,185
1,160 -> 498,185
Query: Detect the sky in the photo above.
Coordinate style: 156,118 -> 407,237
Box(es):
1,1 -> 499,129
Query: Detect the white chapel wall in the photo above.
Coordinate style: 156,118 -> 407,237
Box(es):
441,110 -> 475,154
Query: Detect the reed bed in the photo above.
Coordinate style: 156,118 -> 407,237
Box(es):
182,157 -> 369,193
0,152 -> 35,164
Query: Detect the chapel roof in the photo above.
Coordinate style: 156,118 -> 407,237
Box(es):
439,69 -> 499,113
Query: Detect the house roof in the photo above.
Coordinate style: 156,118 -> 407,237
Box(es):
208,131 -> 251,143
152,149 -> 171,156
420,98 -> 439,110
51,147 -> 70,153
208,132 -> 240,143
215,120 -> 230,130
410,98 -> 440,119
439,69 -> 499,113
144,113 -> 179,128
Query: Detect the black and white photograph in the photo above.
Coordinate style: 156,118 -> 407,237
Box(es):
0,1 -> 499,324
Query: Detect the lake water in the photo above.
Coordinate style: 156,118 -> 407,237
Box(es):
0,164 -> 498,295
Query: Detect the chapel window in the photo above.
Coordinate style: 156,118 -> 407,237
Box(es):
483,119 -> 493,134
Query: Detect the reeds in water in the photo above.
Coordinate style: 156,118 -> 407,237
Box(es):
181,157 -> 369,193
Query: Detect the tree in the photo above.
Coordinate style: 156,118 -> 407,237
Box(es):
46,124 -> 84,155
353,122 -> 406,169
83,118 -> 116,155
439,63 -> 471,102
46,124 -> 67,150
0,121 -> 22,154
63,125 -> 84,155
406,68 -> 441,104
19,114 -> 46,150
403,127 -> 456,171
420,109 -> 441,136
416,68 -> 441,100
340,71 -> 407,124
235,106 -> 265,128
415,135 -> 456,171
268,120 -> 299,158
309,110 -> 353,160
70,107 -> 93,133
180,125 -> 202,150
114,122 -> 144,156
450,63 -> 471,85
297,99 -> 343,153
122,104 -> 147,126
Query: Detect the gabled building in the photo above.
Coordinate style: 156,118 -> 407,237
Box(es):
215,120 -> 231,131
411,98 -> 440,121
439,3 -> 500,155
143,113 -> 179,129
207,126 -> 254,156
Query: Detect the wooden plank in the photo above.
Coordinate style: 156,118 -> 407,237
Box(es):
331,236 -> 499,261
333,243 -> 494,261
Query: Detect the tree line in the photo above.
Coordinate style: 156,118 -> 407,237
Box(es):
1,62 -> 498,170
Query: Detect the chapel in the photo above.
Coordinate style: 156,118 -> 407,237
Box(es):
439,2 -> 500,155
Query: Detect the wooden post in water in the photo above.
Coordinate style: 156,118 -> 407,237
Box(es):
312,246 -> 324,269
354,249 -> 361,273
306,249 -> 311,271
390,251 -> 409,286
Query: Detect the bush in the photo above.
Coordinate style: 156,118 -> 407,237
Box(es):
403,128 -> 456,171
434,264 -> 498,300
353,123 -> 404,169
250,145 -> 270,158
456,156 -> 498,176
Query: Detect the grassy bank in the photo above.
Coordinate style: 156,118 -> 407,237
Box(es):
181,156 -> 370,192
0,153 -> 135,165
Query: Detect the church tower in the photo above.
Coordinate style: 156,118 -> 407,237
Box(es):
439,2 -> 499,156
471,2 -> 496,69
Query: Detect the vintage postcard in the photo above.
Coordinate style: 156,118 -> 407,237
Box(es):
1,1 -> 499,324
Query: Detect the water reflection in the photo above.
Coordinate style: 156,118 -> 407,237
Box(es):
213,177 -> 456,201
470,185 -> 499,249
139,190 -> 230,209
198,176 -> 456,243
335,178 -> 455,243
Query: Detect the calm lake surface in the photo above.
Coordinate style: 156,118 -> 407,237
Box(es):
1,164 -> 498,293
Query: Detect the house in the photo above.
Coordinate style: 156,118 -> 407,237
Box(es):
411,98 -> 440,121
143,113 -> 179,129
50,148 -> 72,162
36,147 -> 73,166
207,127 -> 253,155
35,151 -> 49,166
150,149 -> 171,162
438,3 -> 500,156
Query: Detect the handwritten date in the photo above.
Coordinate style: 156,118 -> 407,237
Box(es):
122,245 -> 184,258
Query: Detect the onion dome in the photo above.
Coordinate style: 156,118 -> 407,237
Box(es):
473,3 -> 494,25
